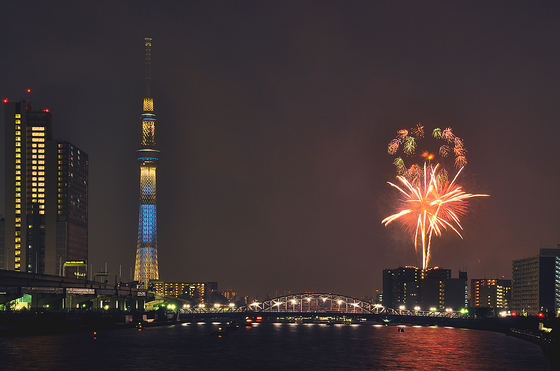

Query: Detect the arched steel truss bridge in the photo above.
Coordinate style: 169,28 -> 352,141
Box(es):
179,292 -> 463,318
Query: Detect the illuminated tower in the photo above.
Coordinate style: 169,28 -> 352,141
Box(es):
134,38 -> 160,288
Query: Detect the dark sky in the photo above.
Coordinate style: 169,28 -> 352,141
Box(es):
2,1 -> 560,299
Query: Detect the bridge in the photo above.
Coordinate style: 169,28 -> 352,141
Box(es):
179,292 -> 464,318
0,269 -> 153,311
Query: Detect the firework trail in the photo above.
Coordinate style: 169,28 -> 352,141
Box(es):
383,124 -> 487,269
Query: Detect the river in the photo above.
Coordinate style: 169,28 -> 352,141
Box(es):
1,321 -> 558,370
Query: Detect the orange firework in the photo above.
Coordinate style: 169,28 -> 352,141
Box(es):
382,164 -> 487,269
383,126 -> 487,269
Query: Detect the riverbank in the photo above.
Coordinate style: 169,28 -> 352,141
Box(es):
0,310 -> 179,336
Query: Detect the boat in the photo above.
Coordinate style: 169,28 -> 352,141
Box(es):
210,327 -> 228,337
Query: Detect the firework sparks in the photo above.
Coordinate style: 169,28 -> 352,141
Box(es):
383,125 -> 487,269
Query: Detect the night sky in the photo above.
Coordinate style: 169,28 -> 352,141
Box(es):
2,1 -> 560,299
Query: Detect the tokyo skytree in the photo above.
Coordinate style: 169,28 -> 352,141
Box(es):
134,37 -> 159,288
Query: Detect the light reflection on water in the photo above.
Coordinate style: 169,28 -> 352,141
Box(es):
1,322 -> 559,371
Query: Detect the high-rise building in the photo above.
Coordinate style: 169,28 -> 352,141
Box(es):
2,99 -> 88,276
471,278 -> 511,311
134,38 -> 160,288
51,141 -> 88,277
420,267 -> 451,310
383,266 -> 421,309
512,248 -> 560,316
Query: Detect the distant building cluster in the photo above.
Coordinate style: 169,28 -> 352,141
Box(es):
382,247 -> 560,317
382,267 -> 468,312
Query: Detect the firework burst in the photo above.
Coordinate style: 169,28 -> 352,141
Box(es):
383,125 -> 487,269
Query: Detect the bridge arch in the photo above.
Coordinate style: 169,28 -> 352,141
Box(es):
244,293 -> 395,314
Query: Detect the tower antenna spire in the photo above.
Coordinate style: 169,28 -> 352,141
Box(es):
145,37 -> 152,97
26,88 -> 31,110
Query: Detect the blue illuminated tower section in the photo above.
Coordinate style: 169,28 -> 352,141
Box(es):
134,37 -> 159,288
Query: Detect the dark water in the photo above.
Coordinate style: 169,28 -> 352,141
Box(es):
1,321 -> 558,370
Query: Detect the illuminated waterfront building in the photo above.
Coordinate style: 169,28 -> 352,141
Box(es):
512,248 -> 560,316
2,99 -> 88,276
471,278 -> 511,311
153,282 -> 207,302
134,38 -> 160,288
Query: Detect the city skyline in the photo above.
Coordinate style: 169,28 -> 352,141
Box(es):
1,2 -> 560,298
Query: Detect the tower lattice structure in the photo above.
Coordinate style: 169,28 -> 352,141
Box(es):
134,37 -> 160,288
